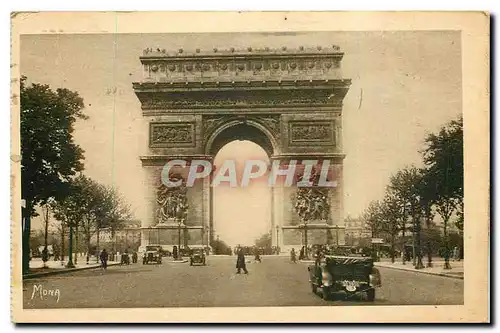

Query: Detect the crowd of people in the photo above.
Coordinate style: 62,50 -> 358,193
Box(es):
233,246 -> 281,256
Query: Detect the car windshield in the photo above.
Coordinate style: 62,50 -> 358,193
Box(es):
192,249 -> 203,254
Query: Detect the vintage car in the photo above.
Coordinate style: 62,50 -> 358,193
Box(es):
189,248 -> 206,266
143,245 -> 162,265
308,255 -> 382,301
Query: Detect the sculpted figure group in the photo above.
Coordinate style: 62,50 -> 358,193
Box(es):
157,174 -> 189,224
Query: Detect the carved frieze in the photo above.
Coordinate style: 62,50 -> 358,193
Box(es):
288,121 -> 336,146
149,122 -> 196,147
140,46 -> 344,83
202,115 -> 281,145
140,89 -> 339,110
202,116 -> 227,138
254,115 -> 281,138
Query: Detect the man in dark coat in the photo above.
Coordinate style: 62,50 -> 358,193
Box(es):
236,247 -> 248,274
100,248 -> 109,270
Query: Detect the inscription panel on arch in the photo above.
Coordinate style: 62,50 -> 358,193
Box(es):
149,122 -> 196,148
288,120 -> 336,146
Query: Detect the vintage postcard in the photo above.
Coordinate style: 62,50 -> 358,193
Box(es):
11,12 -> 489,323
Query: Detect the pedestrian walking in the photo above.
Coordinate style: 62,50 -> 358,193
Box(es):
452,246 -> 460,261
132,251 -> 138,264
299,246 -> 305,260
290,248 -> 297,263
100,248 -> 108,270
236,247 -> 248,274
254,247 -> 262,263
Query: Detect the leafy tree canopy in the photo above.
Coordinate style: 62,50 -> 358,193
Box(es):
21,76 -> 88,216
254,232 -> 272,248
422,116 -> 463,201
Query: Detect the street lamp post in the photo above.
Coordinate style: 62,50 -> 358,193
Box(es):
275,225 -> 279,252
216,234 -> 220,255
303,222 -> 309,259
177,220 -> 182,260
335,226 -> 339,246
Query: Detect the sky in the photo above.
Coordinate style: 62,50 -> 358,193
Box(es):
20,31 -> 462,245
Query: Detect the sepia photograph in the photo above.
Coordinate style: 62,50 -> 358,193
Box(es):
10,12 -> 489,323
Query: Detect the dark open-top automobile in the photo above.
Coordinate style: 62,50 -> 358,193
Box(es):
189,248 -> 206,266
308,255 -> 381,301
143,245 -> 162,265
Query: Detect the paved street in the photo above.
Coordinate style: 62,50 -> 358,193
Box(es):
23,256 -> 463,308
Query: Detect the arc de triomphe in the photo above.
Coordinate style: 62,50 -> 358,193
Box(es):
133,45 -> 351,251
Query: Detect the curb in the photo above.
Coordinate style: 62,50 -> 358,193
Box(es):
375,263 -> 464,280
23,262 -> 121,280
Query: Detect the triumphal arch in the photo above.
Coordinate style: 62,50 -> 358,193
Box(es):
133,45 -> 351,252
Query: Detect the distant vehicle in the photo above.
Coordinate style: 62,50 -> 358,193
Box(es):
143,245 -> 162,265
308,255 -> 382,301
190,248 -> 206,266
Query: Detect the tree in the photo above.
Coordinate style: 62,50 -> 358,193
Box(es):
379,193 -> 403,263
51,178 -> 88,268
52,175 -> 132,265
422,116 -> 463,269
210,238 -> 231,255
99,186 -> 132,255
362,200 -> 383,239
419,168 -> 437,267
388,167 -> 424,269
362,200 -> 384,261
20,77 -> 87,273
254,232 -> 272,248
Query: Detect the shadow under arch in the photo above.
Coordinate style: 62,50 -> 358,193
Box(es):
204,119 -> 280,158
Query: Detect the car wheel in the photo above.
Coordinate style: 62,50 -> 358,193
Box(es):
322,287 -> 331,301
311,283 -> 317,294
366,289 -> 375,302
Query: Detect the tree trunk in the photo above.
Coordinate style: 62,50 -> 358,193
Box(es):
112,229 -> 116,261
390,232 -> 395,263
414,217 -> 424,269
66,226 -> 75,268
60,224 -> 65,262
426,217 -> 433,268
43,205 -> 50,268
443,216 -> 452,269
74,226 -> 79,265
401,218 -> 406,265
96,227 -> 100,263
86,233 -> 91,264
22,203 -> 32,274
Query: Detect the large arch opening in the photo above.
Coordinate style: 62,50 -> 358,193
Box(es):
212,141 -> 271,248
207,121 -> 277,251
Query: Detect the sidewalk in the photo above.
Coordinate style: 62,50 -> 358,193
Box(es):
375,260 -> 464,280
24,258 -> 120,280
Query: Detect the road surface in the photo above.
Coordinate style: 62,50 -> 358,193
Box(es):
23,256 -> 463,308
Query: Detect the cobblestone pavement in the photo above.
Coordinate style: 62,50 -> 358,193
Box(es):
23,256 -> 464,308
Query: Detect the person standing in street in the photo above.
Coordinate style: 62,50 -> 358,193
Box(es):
236,247 -> 248,274
100,248 -> 108,270
290,248 -> 297,263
